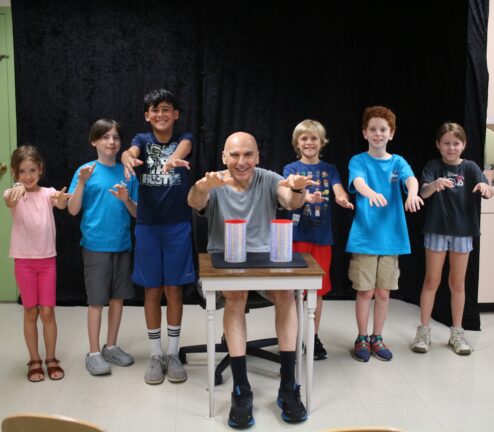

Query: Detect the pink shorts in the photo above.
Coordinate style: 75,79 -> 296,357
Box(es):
14,257 -> 57,308
293,242 -> 332,296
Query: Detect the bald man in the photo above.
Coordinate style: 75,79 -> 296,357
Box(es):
188,132 -> 317,429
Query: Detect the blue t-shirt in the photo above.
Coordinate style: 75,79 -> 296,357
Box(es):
69,161 -> 138,252
131,132 -> 192,225
345,152 -> 414,255
283,160 -> 341,245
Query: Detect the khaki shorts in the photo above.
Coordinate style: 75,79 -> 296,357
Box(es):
348,254 -> 400,291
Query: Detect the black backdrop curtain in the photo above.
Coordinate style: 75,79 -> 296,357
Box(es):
11,0 -> 489,329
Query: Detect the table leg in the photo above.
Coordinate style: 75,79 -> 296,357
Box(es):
206,291 -> 216,420
295,290 -> 303,383
305,289 -> 316,414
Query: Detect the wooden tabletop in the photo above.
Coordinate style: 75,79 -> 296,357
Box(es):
199,252 -> 324,278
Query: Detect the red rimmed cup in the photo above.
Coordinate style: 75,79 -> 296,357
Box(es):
224,219 -> 247,263
270,219 -> 293,262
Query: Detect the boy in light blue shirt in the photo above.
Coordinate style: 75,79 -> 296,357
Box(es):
346,106 -> 423,362
69,119 -> 138,376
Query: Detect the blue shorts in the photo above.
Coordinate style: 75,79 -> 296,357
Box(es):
133,222 -> 196,288
424,233 -> 473,253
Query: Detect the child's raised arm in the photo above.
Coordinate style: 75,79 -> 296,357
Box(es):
333,183 -> 354,209
68,163 -> 95,216
3,184 -> 26,208
51,186 -> 69,210
353,177 -> 388,207
162,138 -> 192,174
404,176 -> 424,212
121,146 -> 143,180
109,183 -> 137,218
473,182 -> 494,199
420,177 -> 454,199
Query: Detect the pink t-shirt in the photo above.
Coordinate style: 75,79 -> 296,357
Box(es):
5,187 -> 57,258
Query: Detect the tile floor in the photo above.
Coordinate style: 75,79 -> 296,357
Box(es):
0,299 -> 493,432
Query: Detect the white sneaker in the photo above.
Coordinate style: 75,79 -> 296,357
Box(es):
449,327 -> 472,355
412,325 -> 431,353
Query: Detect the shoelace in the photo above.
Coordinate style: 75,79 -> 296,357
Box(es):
451,330 -> 471,349
371,339 -> 387,351
149,356 -> 162,368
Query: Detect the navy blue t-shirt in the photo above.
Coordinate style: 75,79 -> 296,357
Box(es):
131,132 -> 192,225
283,160 -> 341,245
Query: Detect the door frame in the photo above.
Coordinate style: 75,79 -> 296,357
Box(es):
0,6 -> 18,301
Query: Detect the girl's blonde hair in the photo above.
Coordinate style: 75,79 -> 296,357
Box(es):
291,119 -> 329,158
10,145 -> 44,181
436,122 -> 467,143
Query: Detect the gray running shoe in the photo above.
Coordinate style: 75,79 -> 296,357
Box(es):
164,354 -> 187,383
101,345 -> 134,366
144,355 -> 165,385
449,327 -> 472,355
86,353 -> 111,376
412,325 -> 431,353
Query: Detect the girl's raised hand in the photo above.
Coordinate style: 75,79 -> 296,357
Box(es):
78,163 -> 96,184
434,177 -> 454,191
473,182 -> 493,198
51,186 -> 69,201
8,183 -> 26,202
51,187 -> 69,209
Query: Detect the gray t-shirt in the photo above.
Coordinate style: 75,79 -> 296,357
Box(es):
422,159 -> 487,236
205,168 -> 283,253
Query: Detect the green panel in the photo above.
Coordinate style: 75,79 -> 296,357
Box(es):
0,7 -> 18,301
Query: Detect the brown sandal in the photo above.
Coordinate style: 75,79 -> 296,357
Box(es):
27,360 -> 45,382
45,358 -> 65,380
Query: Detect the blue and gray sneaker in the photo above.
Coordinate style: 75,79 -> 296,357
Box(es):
228,385 -> 255,429
370,334 -> 393,361
352,335 -> 370,362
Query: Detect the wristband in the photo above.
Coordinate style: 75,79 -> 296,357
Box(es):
291,188 -> 304,193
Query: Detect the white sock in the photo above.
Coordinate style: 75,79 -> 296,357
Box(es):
166,325 -> 181,355
148,328 -> 164,357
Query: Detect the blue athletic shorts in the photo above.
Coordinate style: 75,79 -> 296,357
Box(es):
424,232 -> 473,253
133,222 -> 196,287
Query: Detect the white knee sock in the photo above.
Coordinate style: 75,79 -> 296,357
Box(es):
148,328 -> 164,357
166,325 -> 181,355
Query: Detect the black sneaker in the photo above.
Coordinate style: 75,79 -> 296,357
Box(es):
277,383 -> 308,423
228,386 -> 255,429
314,335 -> 328,360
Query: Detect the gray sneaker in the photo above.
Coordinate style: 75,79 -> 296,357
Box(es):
412,325 -> 431,353
144,355 -> 165,385
164,354 -> 187,383
101,345 -> 134,366
449,327 -> 472,355
86,353 -> 111,376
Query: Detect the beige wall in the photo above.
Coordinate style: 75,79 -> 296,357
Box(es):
488,0 -> 494,122
0,1 -> 10,7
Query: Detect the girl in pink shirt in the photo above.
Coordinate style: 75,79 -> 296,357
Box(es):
3,145 -> 68,382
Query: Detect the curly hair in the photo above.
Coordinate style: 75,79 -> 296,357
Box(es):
362,106 -> 396,132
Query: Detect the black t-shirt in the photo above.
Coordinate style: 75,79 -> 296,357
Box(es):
422,159 -> 487,236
